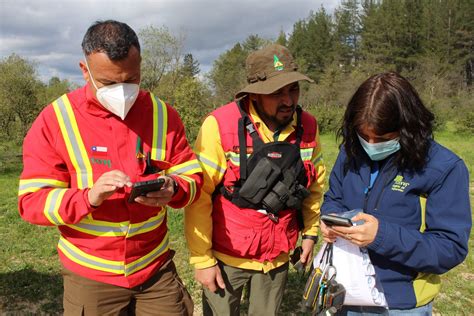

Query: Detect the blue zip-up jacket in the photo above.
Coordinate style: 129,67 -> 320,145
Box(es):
322,140 -> 471,309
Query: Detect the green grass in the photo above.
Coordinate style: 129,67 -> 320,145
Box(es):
1,132 -> 472,315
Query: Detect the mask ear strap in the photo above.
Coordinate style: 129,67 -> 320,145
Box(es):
84,56 -> 100,90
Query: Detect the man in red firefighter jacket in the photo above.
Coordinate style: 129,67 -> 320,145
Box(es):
185,44 -> 326,315
18,20 -> 202,315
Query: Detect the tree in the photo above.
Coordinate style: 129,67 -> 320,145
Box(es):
333,0 -> 362,68
208,43 -> 247,104
276,29 -> 287,46
181,53 -> 200,78
139,25 -> 184,92
37,76 -> 74,107
208,35 -> 269,104
360,0 -> 424,72
288,7 -> 334,81
242,34 -> 269,52
173,77 -> 213,142
0,54 -> 41,141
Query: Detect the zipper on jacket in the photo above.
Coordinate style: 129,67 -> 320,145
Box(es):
373,165 -> 397,212
363,159 -> 395,212
363,162 -> 380,211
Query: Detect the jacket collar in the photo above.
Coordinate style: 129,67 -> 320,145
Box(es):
83,84 -> 113,118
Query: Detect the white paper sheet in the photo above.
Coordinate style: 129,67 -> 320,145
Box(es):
312,239 -> 388,307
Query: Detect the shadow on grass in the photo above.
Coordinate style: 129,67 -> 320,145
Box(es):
0,268 -> 63,314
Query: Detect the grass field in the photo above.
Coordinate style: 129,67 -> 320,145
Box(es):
0,132 -> 472,315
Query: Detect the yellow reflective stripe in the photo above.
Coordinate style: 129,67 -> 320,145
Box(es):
177,174 -> 197,206
225,151 -> 250,166
197,153 -> 226,175
125,232 -> 169,276
419,195 -> 427,232
58,236 -> 123,274
68,218 -> 130,237
52,95 -> 93,189
43,189 -> 67,225
150,94 -> 167,161
300,148 -> 313,161
67,211 -> 166,238
167,159 -> 202,175
127,209 -> 166,238
18,178 -> 69,196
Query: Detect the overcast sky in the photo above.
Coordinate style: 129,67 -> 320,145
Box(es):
0,0 -> 339,84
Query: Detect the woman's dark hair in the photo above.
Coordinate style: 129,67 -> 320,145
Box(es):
338,72 -> 434,171
81,20 -> 140,60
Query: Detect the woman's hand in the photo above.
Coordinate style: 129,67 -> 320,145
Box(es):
327,213 -> 379,247
320,219 -> 339,243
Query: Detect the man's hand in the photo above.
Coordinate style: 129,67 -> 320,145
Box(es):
88,170 -> 132,207
195,265 -> 226,293
134,176 -> 176,207
299,238 -> 315,265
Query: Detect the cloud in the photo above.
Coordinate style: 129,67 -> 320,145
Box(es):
0,0 -> 339,84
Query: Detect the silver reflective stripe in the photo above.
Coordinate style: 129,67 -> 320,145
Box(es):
45,189 -> 64,225
125,234 -> 169,275
151,95 -> 166,161
71,222 -> 128,235
56,97 -> 90,188
225,152 -> 244,165
300,149 -> 313,161
58,238 -> 123,273
197,155 -> 226,175
19,181 -> 65,191
128,212 -> 166,236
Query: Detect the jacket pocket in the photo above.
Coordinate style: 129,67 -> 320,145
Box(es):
212,197 -> 262,257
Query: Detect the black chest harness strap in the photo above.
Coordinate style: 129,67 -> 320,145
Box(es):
217,101 -> 310,225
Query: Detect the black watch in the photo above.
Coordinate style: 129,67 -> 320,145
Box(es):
302,234 -> 318,242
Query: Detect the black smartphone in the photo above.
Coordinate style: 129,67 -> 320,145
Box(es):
290,246 -> 304,272
128,178 -> 165,203
321,214 -> 353,227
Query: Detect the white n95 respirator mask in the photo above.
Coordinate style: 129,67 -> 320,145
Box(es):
85,58 -> 139,120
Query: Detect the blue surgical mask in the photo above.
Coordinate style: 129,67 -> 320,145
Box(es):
357,134 -> 400,161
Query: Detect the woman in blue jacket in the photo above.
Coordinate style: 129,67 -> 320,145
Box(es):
321,72 -> 471,315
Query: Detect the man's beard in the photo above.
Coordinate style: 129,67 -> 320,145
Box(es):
267,105 -> 295,129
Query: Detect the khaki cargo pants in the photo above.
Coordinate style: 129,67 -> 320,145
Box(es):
62,256 -> 193,316
202,261 -> 289,316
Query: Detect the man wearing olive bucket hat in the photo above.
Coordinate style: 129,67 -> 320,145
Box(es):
185,44 -> 326,315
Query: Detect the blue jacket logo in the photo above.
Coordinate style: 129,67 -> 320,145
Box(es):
392,175 -> 410,192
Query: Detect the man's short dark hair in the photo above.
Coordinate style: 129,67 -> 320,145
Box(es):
82,20 -> 140,60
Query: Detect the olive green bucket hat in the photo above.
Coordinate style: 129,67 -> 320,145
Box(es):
235,44 -> 313,99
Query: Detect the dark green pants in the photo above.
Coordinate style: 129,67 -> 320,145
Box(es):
203,261 -> 289,316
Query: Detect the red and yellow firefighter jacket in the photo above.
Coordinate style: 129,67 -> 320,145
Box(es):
185,101 -> 326,273
18,85 -> 202,288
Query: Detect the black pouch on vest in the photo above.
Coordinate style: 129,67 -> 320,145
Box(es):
262,181 -> 291,214
238,157 -> 281,205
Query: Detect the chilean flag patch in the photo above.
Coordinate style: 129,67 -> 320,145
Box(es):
91,146 -> 108,156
